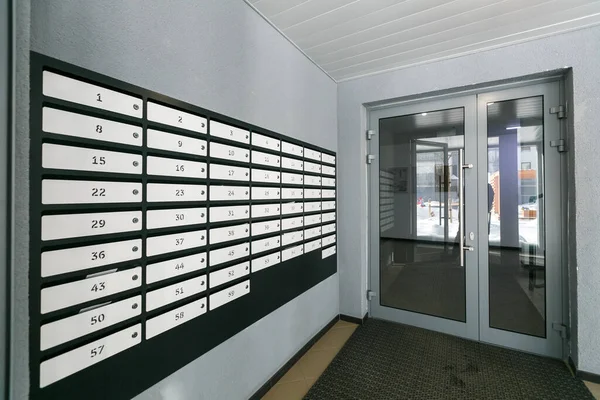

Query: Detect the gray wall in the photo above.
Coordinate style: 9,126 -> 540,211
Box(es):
9,0 -> 339,399
338,25 -> 600,375
1,0 -> 10,396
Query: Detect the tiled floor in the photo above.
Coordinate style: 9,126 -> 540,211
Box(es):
262,319 -> 358,400
585,381 -> 600,399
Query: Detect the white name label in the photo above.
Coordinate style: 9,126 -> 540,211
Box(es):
322,223 -> 336,235
42,144 -> 142,175
304,189 -> 321,199
147,129 -> 207,156
281,172 -> 304,185
210,164 -> 250,182
147,230 -> 206,257
40,267 -> 142,314
40,296 -> 141,351
251,236 -> 280,255
281,231 -> 304,246
304,226 -> 322,240
42,71 -> 142,118
281,202 -> 304,215
322,201 -> 336,211
321,153 -> 336,165
282,216 -> 304,231
251,168 -> 280,184
281,188 -> 303,199
39,324 -> 141,388
41,210 -> 142,241
304,239 -> 322,253
147,156 -> 206,179
251,219 -> 281,236
42,179 -> 142,205
251,252 -> 281,273
322,189 -> 336,198
147,102 -> 207,133
304,161 -> 321,174
252,132 -> 280,151
210,120 -> 250,144
251,150 -> 280,168
147,207 -> 206,230
282,244 -> 304,262
146,252 -> 207,284
251,186 -> 280,200
304,201 -> 322,213
322,212 -> 336,223
209,280 -> 250,310
305,175 -> 322,186
41,239 -> 141,278
209,242 -> 249,267
251,203 -> 280,218
304,214 -> 322,226
281,156 -> 304,171
322,177 -> 336,187
322,234 -> 336,247
322,245 -> 336,259
209,205 -> 249,223
210,142 -> 249,163
281,141 -> 303,157
146,275 -> 207,311
42,107 -> 142,146
209,223 -> 250,245
147,183 -> 206,202
209,261 -> 250,288
304,149 -> 321,161
146,297 -> 207,340
209,185 -> 249,201
322,165 -> 336,176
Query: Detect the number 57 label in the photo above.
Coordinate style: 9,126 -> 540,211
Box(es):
39,324 -> 141,388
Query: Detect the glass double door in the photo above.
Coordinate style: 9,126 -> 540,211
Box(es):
368,82 -> 563,358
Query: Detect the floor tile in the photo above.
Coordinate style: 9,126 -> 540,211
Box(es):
585,381 -> 600,399
332,320 -> 359,329
278,364 -> 304,384
263,380 -> 309,400
298,348 -> 338,379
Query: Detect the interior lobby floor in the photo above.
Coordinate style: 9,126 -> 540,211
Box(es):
262,320 -> 359,400
265,318 -> 598,400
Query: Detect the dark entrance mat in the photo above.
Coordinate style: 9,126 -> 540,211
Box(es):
304,319 -> 593,400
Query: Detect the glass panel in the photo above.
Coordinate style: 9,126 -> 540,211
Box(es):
379,108 -> 466,322
487,96 -> 546,337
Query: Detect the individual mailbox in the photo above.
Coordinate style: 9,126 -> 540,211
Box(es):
148,102 -> 207,134
145,275 -> 207,311
147,129 -> 207,156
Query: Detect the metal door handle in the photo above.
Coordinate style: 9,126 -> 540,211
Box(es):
458,149 -> 474,267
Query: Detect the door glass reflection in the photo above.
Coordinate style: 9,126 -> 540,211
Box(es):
487,97 -> 546,337
379,108 -> 466,322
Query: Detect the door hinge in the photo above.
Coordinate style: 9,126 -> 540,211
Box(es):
550,139 -> 567,153
552,322 -> 569,339
367,290 -> 376,301
550,105 -> 567,119
366,154 -> 375,164
366,129 -> 376,140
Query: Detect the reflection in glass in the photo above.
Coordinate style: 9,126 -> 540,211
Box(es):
487,97 -> 546,337
379,108 -> 466,322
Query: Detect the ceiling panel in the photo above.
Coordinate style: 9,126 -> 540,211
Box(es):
245,0 -> 600,81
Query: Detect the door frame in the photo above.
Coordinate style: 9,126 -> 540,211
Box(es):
368,94 -> 480,341
367,78 -> 565,359
476,82 -> 563,358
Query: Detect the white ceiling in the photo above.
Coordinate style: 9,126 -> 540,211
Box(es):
245,0 -> 600,82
